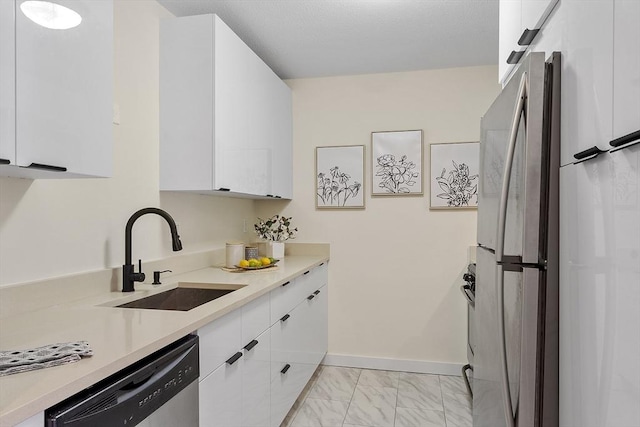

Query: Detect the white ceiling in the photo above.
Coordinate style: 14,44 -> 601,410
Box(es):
156,0 -> 499,80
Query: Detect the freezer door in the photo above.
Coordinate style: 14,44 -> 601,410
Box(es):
478,52 -> 555,266
473,247 -> 522,427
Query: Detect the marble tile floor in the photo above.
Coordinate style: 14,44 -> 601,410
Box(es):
281,366 -> 472,427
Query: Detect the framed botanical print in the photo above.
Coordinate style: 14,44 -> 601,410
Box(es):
429,141 -> 479,209
315,145 -> 365,209
371,130 -> 423,196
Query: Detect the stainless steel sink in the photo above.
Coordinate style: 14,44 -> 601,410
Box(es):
116,283 -> 245,311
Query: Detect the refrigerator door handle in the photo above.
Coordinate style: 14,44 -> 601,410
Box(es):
495,71 -> 528,427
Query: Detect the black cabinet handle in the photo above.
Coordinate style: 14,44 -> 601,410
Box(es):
243,339 -> 259,351
303,271 -> 310,275
319,262 -> 324,266
280,364 -> 291,374
314,290 -> 320,295
281,281 -> 290,287
280,314 -> 290,322
517,28 -> 540,46
0,158 -> 9,165
266,194 -> 274,197
23,163 -> 67,172
507,50 -> 525,65
573,146 -> 607,163
610,129 -> 640,151
218,188 -> 230,191
307,294 -> 315,300
275,196 -> 282,199
226,352 -> 243,365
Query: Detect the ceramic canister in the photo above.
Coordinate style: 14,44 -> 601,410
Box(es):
244,246 -> 259,261
226,242 -> 245,268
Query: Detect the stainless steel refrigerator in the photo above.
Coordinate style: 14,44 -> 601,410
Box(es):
474,51 -> 560,427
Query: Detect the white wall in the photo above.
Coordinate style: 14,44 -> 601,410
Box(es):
258,66 -> 500,365
0,0 -> 255,286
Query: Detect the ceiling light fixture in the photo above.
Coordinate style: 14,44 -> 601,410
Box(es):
20,1 -> 82,30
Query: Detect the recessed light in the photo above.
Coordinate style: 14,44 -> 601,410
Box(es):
20,1 -> 82,30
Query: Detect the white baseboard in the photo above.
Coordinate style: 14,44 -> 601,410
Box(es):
322,353 -> 465,376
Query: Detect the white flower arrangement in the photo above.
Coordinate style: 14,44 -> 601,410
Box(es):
254,215 -> 298,242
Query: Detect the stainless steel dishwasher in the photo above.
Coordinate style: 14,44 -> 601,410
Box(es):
46,335 -> 199,427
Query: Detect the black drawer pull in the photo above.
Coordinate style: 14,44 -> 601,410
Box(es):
307,294 -> 315,300
507,50 -> 524,65
243,339 -> 259,351
303,271 -> 310,275
226,352 -> 243,365
266,194 -> 274,197
517,28 -> 540,46
319,262 -> 324,266
280,314 -> 290,322
0,158 -> 9,165
275,195 -> 282,198
218,187 -> 230,191
281,281 -> 290,287
24,163 -> 67,172
610,129 -> 640,150
280,364 -> 291,374
314,290 -> 320,295
573,146 -> 606,163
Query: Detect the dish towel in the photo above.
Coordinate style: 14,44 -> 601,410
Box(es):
0,341 -> 93,376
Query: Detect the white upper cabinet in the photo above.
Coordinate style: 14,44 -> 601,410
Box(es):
160,14 -> 293,199
499,0 -> 559,84
612,0 -> 640,144
1,0 -> 113,178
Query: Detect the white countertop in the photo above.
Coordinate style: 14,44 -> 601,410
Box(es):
0,254 -> 328,426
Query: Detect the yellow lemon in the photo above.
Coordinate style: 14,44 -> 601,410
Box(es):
238,259 -> 249,268
248,259 -> 261,267
260,257 -> 271,266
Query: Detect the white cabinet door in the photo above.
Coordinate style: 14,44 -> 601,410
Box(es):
160,14 -> 293,198
269,80 -> 292,199
242,328 -> 271,427
612,0 -> 640,141
14,0 -> 112,176
499,0 -> 559,84
0,0 -> 15,165
198,308 -> 242,379
559,150 -> 640,427
607,147 -> 640,426
559,0 -> 614,166
521,0 -> 558,32
559,158 -> 613,426
499,0 -> 522,84
199,357 -> 243,427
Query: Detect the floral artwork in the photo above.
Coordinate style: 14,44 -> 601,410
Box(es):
371,130 -> 423,196
315,145 -> 365,209
317,166 -> 362,207
430,142 -> 480,209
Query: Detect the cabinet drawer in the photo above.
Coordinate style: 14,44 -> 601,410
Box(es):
242,292 -> 270,345
197,309 -> 242,379
270,276 -> 301,324
270,263 -> 328,324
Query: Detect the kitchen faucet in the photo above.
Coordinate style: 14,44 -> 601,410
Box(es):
122,207 -> 183,292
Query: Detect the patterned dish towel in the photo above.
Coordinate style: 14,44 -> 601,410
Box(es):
0,341 -> 93,376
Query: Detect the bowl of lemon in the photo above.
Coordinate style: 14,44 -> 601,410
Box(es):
236,257 -> 279,270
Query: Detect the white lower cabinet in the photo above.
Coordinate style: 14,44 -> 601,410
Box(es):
198,263 -> 328,427
200,355 -> 243,426
270,283 -> 328,426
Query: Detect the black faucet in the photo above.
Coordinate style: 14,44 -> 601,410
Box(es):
122,207 -> 183,292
